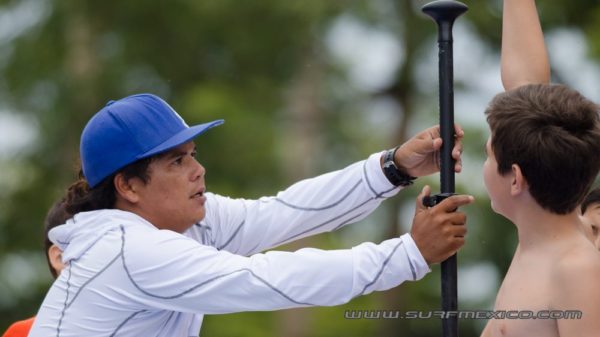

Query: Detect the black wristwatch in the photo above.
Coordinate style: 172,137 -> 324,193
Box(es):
382,147 -> 417,187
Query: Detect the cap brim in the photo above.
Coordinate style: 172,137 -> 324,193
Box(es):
138,119 -> 224,159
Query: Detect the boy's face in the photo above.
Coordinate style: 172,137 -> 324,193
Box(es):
581,203 -> 600,251
483,137 -> 513,217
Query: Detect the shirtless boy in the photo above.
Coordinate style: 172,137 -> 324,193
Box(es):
481,1 -> 600,337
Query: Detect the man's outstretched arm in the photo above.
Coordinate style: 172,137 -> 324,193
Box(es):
188,125 -> 464,256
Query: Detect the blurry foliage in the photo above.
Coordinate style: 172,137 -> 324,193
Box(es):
0,0 -> 598,336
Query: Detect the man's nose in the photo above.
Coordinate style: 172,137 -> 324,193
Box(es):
192,158 -> 205,180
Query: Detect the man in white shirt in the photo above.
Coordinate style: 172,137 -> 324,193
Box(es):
29,93 -> 472,337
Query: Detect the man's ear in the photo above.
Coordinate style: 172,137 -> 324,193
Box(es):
510,164 -> 528,196
113,173 -> 141,204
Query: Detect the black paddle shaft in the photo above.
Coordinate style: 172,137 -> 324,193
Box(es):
421,1 -> 468,337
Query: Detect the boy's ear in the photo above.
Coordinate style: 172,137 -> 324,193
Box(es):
510,164 -> 528,196
113,173 -> 141,204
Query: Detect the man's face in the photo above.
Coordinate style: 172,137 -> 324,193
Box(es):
133,141 -> 207,233
581,203 -> 600,251
483,137 -> 512,217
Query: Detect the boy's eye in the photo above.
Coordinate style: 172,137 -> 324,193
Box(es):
592,224 -> 598,235
174,157 -> 183,165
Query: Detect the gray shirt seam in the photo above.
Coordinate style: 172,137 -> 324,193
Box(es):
119,226 -> 318,306
357,240 -> 404,296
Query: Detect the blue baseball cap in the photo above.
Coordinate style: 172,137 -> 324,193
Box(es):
81,93 -> 224,188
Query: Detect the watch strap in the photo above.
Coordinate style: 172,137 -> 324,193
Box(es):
382,147 -> 417,187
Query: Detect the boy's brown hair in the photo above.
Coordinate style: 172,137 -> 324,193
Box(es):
485,84 -> 600,214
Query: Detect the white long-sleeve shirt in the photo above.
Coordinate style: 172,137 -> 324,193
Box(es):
29,153 -> 431,337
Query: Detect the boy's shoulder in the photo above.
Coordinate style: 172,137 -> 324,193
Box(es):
553,242 -> 600,275
550,242 -> 600,301
549,242 -> 600,336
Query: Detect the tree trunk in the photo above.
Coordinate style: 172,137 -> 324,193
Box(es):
275,48 -> 325,337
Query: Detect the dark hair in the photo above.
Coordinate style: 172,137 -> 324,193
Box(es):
64,156 -> 156,216
43,199 -> 72,278
49,155 -> 160,278
485,84 -> 600,214
582,187 -> 600,214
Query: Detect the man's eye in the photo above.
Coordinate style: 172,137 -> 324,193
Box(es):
592,224 -> 598,235
174,157 -> 183,165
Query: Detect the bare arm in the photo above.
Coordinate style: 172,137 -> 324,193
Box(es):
501,0 -> 550,90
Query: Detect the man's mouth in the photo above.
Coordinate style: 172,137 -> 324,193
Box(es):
191,188 -> 205,199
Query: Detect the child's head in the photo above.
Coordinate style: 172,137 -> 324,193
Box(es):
581,187 -> 600,250
44,199 -> 72,278
484,84 -> 600,216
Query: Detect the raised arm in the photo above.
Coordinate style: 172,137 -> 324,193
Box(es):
501,0 -> 550,90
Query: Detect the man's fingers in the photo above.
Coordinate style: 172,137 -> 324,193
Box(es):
411,193 -> 469,264
452,142 -> 463,159
448,213 -> 468,229
432,137 -> 443,151
449,237 -> 465,251
428,123 -> 463,140
436,194 -> 475,212
411,136 -> 441,154
453,143 -> 463,173
454,123 -> 464,139
416,185 -> 431,211
453,227 -> 467,238
454,157 -> 463,173
426,125 -> 441,138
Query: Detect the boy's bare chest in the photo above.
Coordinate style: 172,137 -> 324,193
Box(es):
486,262 -> 559,337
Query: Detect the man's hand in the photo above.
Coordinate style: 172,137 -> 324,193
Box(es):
410,185 -> 474,264
394,124 -> 464,177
